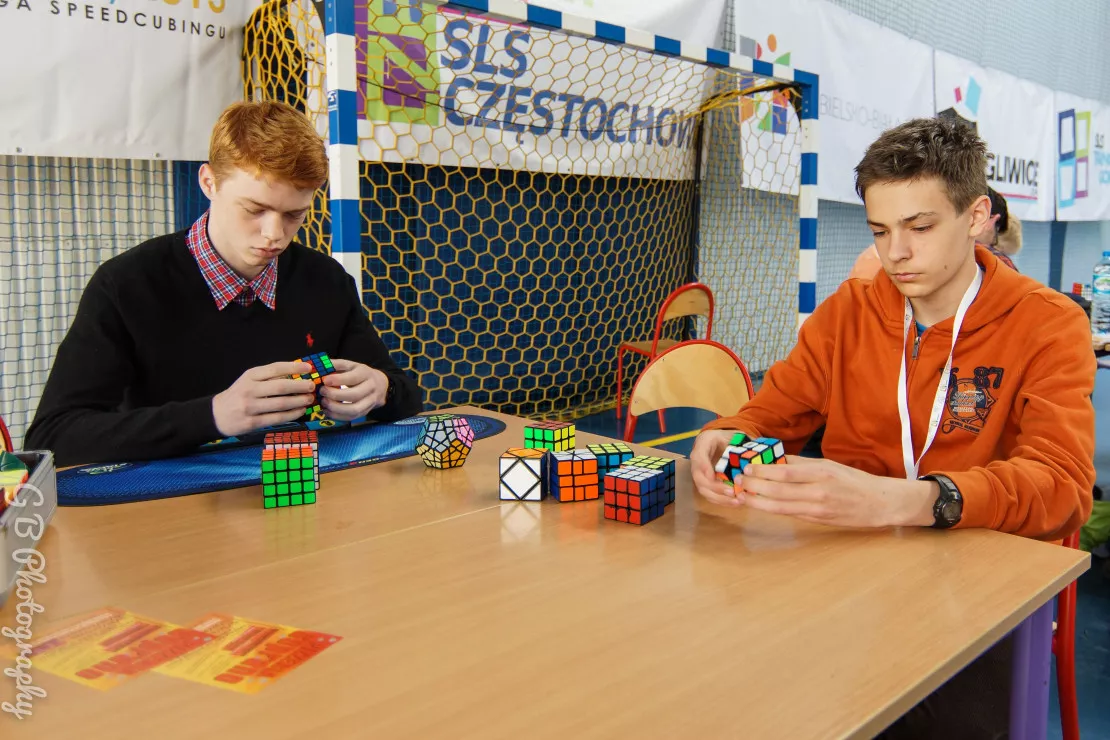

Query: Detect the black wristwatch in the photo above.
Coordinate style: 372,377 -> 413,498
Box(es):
921,474 -> 963,529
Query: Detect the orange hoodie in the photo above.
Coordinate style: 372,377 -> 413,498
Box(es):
703,246 -> 1096,541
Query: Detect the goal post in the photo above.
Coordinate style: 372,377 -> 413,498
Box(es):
246,0 -> 820,417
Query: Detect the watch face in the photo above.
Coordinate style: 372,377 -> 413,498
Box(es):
941,500 -> 962,522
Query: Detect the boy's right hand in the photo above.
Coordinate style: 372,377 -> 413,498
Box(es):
690,429 -> 745,506
212,361 -> 318,437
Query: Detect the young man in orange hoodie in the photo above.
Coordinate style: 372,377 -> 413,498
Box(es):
690,117 -> 1096,737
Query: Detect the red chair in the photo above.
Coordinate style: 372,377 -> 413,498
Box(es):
0,414 -> 12,453
623,340 -> 754,443
1054,530 -> 1080,740
616,283 -> 714,434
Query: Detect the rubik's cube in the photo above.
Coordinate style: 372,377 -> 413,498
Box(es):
264,430 -> 320,484
292,352 -> 336,419
587,442 -> 634,483
261,433 -> 319,508
523,420 -> 575,452
499,447 -> 547,501
715,434 -> 786,483
415,414 -> 474,469
622,455 -> 677,505
714,432 -> 750,482
603,467 -> 667,525
546,449 -> 600,503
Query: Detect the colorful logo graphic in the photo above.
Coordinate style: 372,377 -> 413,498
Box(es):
954,77 -> 982,116
357,1 -> 441,125
1058,108 -> 1091,208
938,76 -> 980,134
942,366 -> 1003,436
737,34 -> 791,135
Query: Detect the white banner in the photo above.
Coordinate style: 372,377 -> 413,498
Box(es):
1054,92 -> 1110,221
933,51 -> 1055,221
342,1 -> 726,180
0,0 -> 263,161
532,0 -> 727,50
734,0 -> 933,203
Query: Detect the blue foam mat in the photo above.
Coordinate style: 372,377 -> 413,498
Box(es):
56,414 -> 506,506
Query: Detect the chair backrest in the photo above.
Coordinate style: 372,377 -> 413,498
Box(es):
653,283 -> 714,347
628,340 -> 754,420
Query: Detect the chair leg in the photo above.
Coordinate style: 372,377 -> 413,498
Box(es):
624,414 -> 638,443
616,348 -> 625,422
1056,581 -> 1079,740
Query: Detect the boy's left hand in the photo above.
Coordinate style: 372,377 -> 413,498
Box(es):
735,456 -> 937,529
318,358 -> 390,420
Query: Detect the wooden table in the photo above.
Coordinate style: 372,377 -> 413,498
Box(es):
1,406 -> 1088,738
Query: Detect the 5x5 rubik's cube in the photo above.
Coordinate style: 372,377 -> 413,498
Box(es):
261,431 -> 319,508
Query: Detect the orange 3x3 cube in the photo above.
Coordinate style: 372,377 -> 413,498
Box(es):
546,450 -> 599,503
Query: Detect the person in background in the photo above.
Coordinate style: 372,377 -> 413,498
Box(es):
978,187 -> 1018,270
993,212 -> 1022,267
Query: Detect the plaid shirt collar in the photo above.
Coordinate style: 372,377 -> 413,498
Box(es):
187,211 -> 278,311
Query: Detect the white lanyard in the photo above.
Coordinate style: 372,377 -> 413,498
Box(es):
898,268 -> 982,479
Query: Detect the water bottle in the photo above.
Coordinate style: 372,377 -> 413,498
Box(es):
1093,251 -> 1110,334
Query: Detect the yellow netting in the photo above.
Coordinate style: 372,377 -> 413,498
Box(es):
243,0 -> 331,255
243,0 -> 802,419
699,81 -> 802,376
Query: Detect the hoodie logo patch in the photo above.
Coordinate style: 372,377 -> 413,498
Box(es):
943,366 -> 1003,435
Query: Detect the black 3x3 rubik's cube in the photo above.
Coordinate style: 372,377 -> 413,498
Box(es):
292,352 -> 336,420
714,432 -> 786,483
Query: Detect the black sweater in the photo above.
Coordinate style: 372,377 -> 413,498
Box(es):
24,232 -> 423,466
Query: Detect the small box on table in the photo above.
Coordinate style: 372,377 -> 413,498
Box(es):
1,450 -> 57,609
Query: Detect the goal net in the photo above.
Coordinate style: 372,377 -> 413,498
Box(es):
243,0 -> 811,420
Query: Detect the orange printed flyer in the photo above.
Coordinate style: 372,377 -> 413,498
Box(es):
154,612 -> 342,694
4,607 -> 214,691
